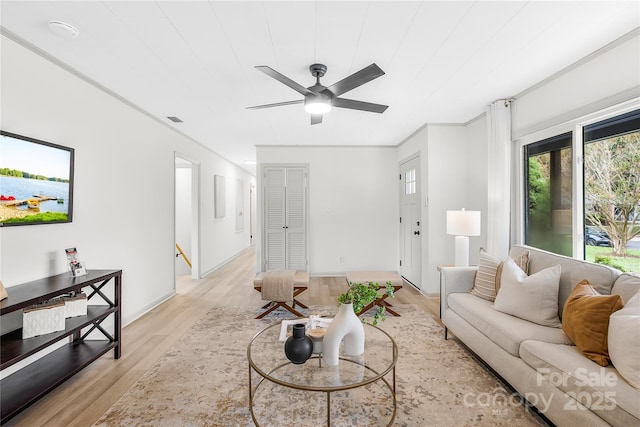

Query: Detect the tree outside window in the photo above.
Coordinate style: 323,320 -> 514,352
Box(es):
584,130 -> 640,273
524,109 -> 639,274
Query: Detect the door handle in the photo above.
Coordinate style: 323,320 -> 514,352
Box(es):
414,230 -> 420,235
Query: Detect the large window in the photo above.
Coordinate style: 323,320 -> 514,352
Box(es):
525,133 -> 573,256
523,109 -> 640,274
583,110 -> 640,273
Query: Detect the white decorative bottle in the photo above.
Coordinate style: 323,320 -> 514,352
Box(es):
322,302 -> 365,366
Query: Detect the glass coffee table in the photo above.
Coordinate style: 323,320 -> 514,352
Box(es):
247,321 -> 398,426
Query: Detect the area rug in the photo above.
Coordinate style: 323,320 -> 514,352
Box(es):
94,305 -> 548,426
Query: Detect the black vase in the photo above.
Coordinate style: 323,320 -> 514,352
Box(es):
284,323 -> 313,364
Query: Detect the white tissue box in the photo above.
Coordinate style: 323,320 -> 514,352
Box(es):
62,292 -> 87,318
23,299 -> 66,339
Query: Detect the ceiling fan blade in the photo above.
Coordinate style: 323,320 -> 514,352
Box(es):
311,114 -> 323,125
325,63 -> 385,97
255,66 -> 315,96
333,98 -> 388,113
246,100 -> 303,110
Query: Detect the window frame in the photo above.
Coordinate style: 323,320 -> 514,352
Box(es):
513,100 -> 639,259
523,132 -> 574,256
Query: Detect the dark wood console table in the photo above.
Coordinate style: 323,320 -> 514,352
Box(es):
0,269 -> 122,424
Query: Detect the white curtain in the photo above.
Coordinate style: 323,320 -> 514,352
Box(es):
486,100 -> 512,258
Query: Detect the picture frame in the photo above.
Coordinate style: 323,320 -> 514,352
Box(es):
214,174 -> 225,218
65,247 -> 87,277
0,131 -> 74,227
236,178 -> 244,231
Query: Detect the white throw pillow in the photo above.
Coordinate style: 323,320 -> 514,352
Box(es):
494,258 -> 561,327
608,291 -> 640,390
470,248 -> 530,302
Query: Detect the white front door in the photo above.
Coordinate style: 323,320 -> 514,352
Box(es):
400,157 -> 421,288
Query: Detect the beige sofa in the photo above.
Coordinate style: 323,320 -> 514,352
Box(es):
440,245 -> 640,426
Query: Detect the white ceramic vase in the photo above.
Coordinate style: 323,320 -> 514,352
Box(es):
322,302 -> 365,366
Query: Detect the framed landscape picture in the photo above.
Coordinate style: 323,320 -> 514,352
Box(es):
0,131 -> 74,226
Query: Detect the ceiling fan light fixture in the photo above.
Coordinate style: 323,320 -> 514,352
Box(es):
304,97 -> 332,115
249,62 -> 387,124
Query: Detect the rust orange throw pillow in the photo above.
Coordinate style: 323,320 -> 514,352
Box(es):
562,280 -> 624,366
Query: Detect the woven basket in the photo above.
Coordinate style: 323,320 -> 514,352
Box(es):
62,292 -> 87,318
23,299 -> 66,338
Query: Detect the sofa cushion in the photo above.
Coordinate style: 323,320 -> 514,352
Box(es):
612,273 -> 640,303
608,291 -> 640,390
509,245 -> 620,319
562,280 -> 623,366
520,340 -> 640,426
494,258 -> 561,327
471,249 -> 529,301
447,292 -> 571,357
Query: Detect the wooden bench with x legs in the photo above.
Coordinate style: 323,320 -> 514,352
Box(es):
345,271 -> 404,317
253,271 -> 309,319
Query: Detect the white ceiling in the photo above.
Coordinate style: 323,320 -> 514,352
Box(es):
1,1 -> 639,175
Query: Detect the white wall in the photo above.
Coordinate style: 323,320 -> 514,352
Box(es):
466,115 -> 489,249
198,159 -> 255,277
0,35 -> 255,327
256,146 -> 399,276
513,30 -> 640,139
398,124 -> 477,294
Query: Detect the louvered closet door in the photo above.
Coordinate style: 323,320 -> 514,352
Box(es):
263,166 -> 307,271
264,168 -> 286,270
284,168 -> 306,270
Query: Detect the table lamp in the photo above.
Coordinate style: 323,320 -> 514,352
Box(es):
446,209 -> 481,266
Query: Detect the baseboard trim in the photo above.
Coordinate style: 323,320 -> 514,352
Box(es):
123,292 -> 176,327
202,245 -> 254,278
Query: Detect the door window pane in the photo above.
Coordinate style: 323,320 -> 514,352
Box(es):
525,133 -> 573,256
405,169 -> 416,195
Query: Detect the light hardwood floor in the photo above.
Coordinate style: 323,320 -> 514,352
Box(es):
6,246 -> 440,426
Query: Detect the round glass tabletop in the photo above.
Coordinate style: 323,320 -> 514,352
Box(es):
247,321 -> 398,426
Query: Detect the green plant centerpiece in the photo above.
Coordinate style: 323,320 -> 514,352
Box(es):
337,280 -> 394,325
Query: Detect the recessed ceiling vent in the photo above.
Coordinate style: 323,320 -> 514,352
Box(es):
48,21 -> 79,38
167,116 -> 183,123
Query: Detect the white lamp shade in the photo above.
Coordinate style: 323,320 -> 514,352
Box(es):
446,210 -> 481,237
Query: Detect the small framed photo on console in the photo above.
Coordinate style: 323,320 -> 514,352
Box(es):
65,247 -> 87,277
